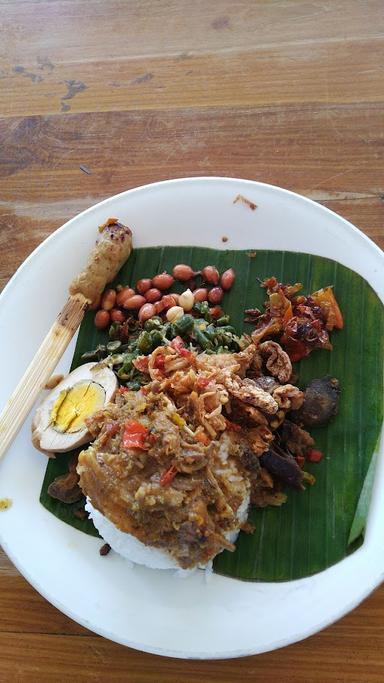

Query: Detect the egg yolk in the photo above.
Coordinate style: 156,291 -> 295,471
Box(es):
50,381 -> 106,433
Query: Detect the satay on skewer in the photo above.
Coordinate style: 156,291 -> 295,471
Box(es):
0,218 -> 133,461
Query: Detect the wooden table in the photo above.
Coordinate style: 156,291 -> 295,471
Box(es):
1,1 -> 383,680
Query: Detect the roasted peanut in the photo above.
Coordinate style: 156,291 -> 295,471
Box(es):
136,278 -> 152,294
122,294 -> 147,310
94,310 -> 110,330
193,287 -> 208,302
208,287 -> 224,304
100,288 -> 116,311
145,288 -> 162,303
138,303 -> 156,322
179,289 -> 194,311
110,308 -> 126,323
154,299 -> 166,315
221,268 -> 236,290
159,294 -> 179,310
166,306 -> 184,322
116,287 -> 135,307
172,264 -> 195,281
152,272 -> 174,290
201,266 -> 219,285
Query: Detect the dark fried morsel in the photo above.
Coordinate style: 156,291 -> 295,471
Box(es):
291,376 -> 340,427
68,452 -> 79,473
252,376 -> 280,394
241,448 -> 261,472
241,449 -> 286,507
259,448 -> 304,489
99,543 -> 111,556
47,471 -> 83,504
280,420 -> 314,455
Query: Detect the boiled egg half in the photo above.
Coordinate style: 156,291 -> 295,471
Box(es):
32,363 -> 117,453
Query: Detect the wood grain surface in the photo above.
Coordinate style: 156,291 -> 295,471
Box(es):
0,1 -> 383,680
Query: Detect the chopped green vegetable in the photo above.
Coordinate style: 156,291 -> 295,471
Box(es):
106,340 -> 122,353
193,300 -> 212,321
144,316 -> 163,331
174,314 -> 195,336
193,327 -> 213,350
125,380 -> 142,391
216,315 -> 230,326
108,322 -> 121,340
80,344 -> 107,362
149,330 -> 164,348
137,331 -> 153,354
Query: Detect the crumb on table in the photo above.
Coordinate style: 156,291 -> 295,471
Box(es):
0,498 -> 12,511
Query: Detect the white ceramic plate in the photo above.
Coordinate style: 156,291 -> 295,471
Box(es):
0,177 -> 383,659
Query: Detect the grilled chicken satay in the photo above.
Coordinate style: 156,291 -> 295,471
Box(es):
70,218 -> 132,305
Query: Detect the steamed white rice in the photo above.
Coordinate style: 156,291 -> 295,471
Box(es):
86,492 -> 250,571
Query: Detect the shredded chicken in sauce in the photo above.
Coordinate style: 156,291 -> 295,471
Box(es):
78,338 -> 307,567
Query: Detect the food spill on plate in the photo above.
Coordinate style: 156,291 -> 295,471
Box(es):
32,220 -> 342,572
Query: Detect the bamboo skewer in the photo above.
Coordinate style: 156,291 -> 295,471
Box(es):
0,294 -> 89,461
0,218 -> 133,462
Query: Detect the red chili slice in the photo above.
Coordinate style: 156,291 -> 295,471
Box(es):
160,464 -> 178,486
116,386 -> 129,394
180,347 -> 195,360
195,431 -> 211,445
154,353 -> 165,370
306,448 -> 324,463
171,336 -> 195,360
134,355 -> 149,373
196,376 -> 210,390
122,420 -> 149,450
225,418 -> 242,432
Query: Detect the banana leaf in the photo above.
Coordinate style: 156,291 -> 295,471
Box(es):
40,248 -> 384,580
